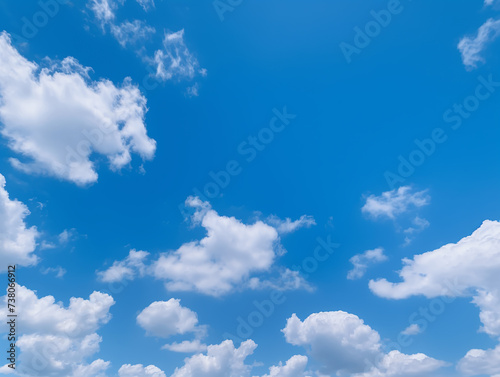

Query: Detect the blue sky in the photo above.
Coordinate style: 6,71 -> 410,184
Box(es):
1,0 -> 500,376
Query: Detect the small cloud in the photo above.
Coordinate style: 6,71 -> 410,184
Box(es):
248,268 -> 313,292
41,266 -> 67,278
458,18 -> 500,70
401,324 -> 422,336
347,247 -> 387,280
162,339 -> 207,353
362,186 -> 430,220
266,214 -> 316,235
59,228 -> 78,245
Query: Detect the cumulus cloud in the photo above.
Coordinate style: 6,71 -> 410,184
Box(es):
152,197 -> 281,296
458,18 -> 500,70
119,364 -> 166,377
260,355 -> 309,377
97,249 -> 149,283
137,299 -> 205,339
347,248 -> 387,280
368,220 -> 500,376
152,30 -> 206,82
170,340 -> 257,377
458,344 -> 500,376
0,286 -> 114,376
282,311 -> 445,377
362,187 -> 429,220
0,32 -> 156,185
248,268 -> 313,292
266,215 -> 316,235
0,173 -> 39,269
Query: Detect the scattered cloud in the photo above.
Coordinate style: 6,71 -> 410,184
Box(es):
401,324 -> 422,336
362,186 -> 429,220
162,339 -> 208,353
0,286 -> 114,376
119,364 -> 166,377
458,18 -> 500,70
266,215 -> 316,235
347,248 -> 387,280
248,268 -> 313,292
152,30 -> 206,82
137,299 -> 205,339
0,173 -> 39,270
151,197 -> 281,296
0,33 -> 156,185
97,249 -> 150,283
111,20 -> 156,48
41,266 -> 67,278
282,311 -> 446,377
170,340 -> 256,377
369,220 -> 500,376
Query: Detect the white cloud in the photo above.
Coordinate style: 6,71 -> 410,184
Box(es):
170,339 -> 257,377
162,339 -> 208,353
0,173 -> 39,269
369,220 -> 500,336
119,364 -> 166,377
458,344 -> 500,376
282,311 -> 445,377
353,351 -> 447,377
0,286 -> 114,376
59,228 -> 77,244
111,20 -> 156,47
458,18 -> 500,70
248,268 -> 313,292
260,355 -> 309,377
0,32 -> 156,185
152,30 -> 206,82
135,0 -> 155,11
368,220 -> 500,376
88,0 -> 116,28
137,299 -> 205,339
152,197 -> 281,296
400,324 -> 421,336
41,266 -> 67,278
362,187 -> 429,220
403,217 -> 430,246
97,249 -> 149,283
347,248 -> 387,280
266,215 -> 316,235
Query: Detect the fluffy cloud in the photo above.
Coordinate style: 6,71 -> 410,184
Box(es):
152,30 -> 206,82
458,18 -> 500,70
0,286 -> 114,376
347,248 -> 387,280
137,299 -> 205,339
400,324 -> 421,336
152,197 -> 281,296
369,220 -> 500,336
282,311 -> 445,377
97,249 -> 150,283
0,32 -> 156,185
457,344 -> 500,375
260,355 -> 309,377
362,187 -> 429,220
170,340 -> 256,377
119,364 -> 166,377
266,215 -> 316,235
368,220 -> 500,376
0,173 -> 39,269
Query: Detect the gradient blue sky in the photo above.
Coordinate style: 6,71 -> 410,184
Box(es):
1,1 -> 500,376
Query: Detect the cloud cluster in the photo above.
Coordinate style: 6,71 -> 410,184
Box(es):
0,286 -> 114,376
0,33 -> 156,185
369,220 -> 500,375
362,186 -> 429,220
0,173 -> 39,269
282,311 -> 446,377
